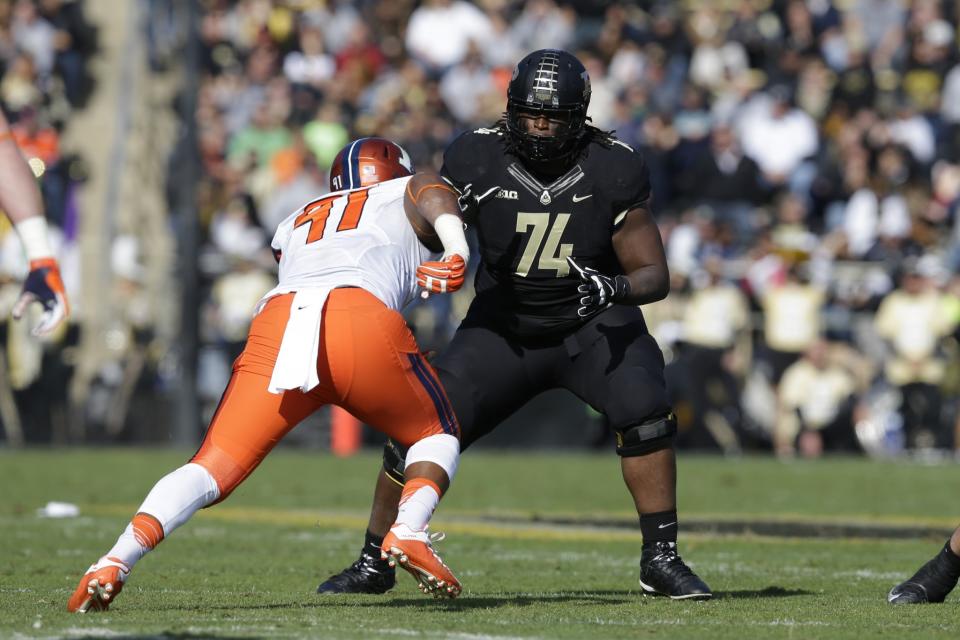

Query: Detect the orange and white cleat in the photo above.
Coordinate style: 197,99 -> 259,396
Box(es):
67,557 -> 130,613
381,524 -> 461,599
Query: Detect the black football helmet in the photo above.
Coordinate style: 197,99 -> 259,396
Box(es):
505,49 -> 591,163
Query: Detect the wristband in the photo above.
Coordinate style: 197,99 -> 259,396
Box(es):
14,217 -> 54,261
433,213 -> 469,262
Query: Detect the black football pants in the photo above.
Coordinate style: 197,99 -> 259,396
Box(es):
433,305 -> 672,450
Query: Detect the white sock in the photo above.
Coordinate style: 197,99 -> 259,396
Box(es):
395,482 -> 440,532
103,463 -> 220,570
103,523 -> 148,570
138,463 -> 220,532
405,434 -> 460,481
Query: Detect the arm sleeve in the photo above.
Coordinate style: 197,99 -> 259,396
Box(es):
441,132 -> 496,224
271,217 -> 292,254
439,133 -> 475,193
611,147 -> 653,230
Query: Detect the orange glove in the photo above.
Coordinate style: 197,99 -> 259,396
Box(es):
416,254 -> 466,294
12,257 -> 70,336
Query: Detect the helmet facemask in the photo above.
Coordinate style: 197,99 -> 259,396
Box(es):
505,103 -> 587,164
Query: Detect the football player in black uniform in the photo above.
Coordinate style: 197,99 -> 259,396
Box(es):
888,526 -> 960,604
318,49 -> 712,600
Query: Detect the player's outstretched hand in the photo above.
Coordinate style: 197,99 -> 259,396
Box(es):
566,256 -> 631,317
417,254 -> 467,295
12,257 -> 70,336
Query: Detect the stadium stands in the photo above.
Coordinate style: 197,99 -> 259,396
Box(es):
4,0 -> 960,457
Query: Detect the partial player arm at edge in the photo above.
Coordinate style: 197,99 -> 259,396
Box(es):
404,172 -> 470,295
0,110 -> 70,335
0,111 -> 45,227
610,204 -> 670,306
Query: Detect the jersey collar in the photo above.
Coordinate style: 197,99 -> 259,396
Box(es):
506,162 -> 584,206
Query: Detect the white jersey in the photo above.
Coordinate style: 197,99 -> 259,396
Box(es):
263,175 -> 437,311
259,175 -> 437,394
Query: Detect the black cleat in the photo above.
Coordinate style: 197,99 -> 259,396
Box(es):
639,542 -> 712,600
888,546 -> 960,604
317,551 -> 396,595
888,581 -> 931,604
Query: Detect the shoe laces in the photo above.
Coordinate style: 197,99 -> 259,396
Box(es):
354,552 -> 389,575
422,527 -> 451,568
648,541 -> 678,562
648,543 -> 697,576
89,556 -> 130,581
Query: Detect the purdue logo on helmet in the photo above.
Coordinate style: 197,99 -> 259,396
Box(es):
329,137 -> 414,192
506,49 -> 591,163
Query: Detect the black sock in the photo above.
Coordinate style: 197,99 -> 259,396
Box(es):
363,529 -> 385,557
939,541 -> 960,578
640,510 -> 678,544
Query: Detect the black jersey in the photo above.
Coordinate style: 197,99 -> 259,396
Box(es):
441,126 -> 652,339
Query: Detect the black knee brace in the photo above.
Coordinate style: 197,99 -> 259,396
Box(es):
382,438 -> 407,485
614,413 -> 677,457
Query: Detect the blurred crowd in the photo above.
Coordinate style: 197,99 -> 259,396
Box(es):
0,0 -> 96,227
187,0 -> 960,458
3,0 -> 960,457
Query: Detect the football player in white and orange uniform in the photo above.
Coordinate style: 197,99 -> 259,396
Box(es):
67,138 -> 469,612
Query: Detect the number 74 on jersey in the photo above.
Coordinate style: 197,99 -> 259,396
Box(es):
514,212 -> 573,278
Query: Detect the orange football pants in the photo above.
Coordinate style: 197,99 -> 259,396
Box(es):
192,288 -> 458,500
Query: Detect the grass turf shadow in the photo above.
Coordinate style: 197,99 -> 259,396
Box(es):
713,586 -> 814,599
65,635 -> 251,640
172,591 -> 639,612
144,588 -> 814,612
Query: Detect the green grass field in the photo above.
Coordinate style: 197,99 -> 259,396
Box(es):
2,449 -> 960,638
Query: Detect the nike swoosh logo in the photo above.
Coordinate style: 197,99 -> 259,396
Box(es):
658,522 -> 677,529
572,193 -> 592,202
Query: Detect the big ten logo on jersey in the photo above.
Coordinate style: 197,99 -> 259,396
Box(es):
295,188 -> 370,244
496,189 -> 518,200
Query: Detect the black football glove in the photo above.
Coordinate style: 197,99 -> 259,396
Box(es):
455,182 -> 500,218
566,256 -> 631,317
